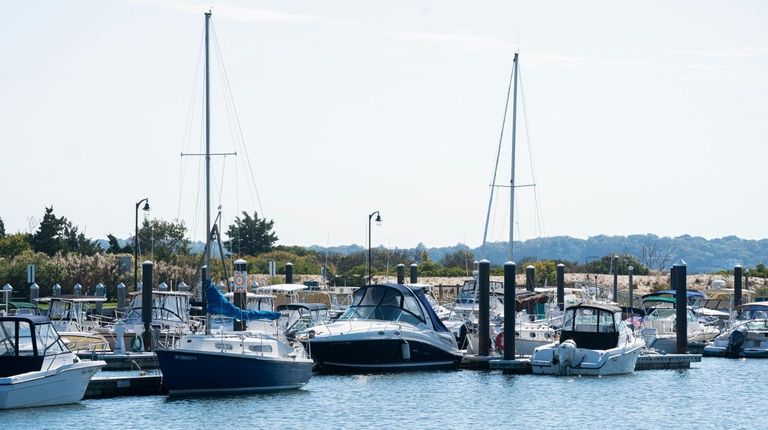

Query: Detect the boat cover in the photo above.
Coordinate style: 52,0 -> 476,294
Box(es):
205,280 -> 280,320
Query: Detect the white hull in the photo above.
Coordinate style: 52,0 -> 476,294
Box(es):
531,340 -> 643,376
0,361 -> 105,409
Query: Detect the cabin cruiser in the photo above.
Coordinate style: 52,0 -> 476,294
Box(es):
530,303 -> 644,376
639,296 -> 720,353
96,290 -> 194,351
703,302 -> 768,358
0,315 -> 105,409
36,296 -> 111,352
276,303 -> 331,340
301,283 -> 463,372
156,280 -> 313,395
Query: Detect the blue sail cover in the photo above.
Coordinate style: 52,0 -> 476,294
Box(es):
205,281 -> 280,320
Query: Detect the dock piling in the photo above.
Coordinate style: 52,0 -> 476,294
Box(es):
673,260 -> 688,354
478,260 -> 490,356
29,283 -> 39,303
734,264 -> 743,307
556,263 -> 565,311
285,262 -> 294,284
410,263 -> 418,284
503,261 -> 516,360
116,282 -> 126,313
525,265 -> 535,292
396,264 -> 405,285
141,261 -> 153,352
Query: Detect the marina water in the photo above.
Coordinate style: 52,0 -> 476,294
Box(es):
1,357 -> 757,429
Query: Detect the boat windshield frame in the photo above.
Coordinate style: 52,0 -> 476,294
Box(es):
339,285 -> 426,325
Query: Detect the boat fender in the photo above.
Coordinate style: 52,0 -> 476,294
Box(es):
495,332 -> 504,354
401,341 -> 411,361
131,335 -> 144,352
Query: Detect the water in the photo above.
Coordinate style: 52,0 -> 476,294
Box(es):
1,358 -> 760,429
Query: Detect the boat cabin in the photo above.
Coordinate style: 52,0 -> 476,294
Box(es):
276,303 -> 330,337
339,283 -> 449,332
35,296 -> 106,332
560,303 -> 624,350
735,302 -> 768,321
0,316 -> 69,377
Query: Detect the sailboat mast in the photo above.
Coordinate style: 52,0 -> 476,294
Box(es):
204,11 -> 212,273
509,52 -> 519,262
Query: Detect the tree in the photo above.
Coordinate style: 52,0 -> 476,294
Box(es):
225,211 -> 278,256
0,217 -> 5,237
62,223 -> 99,256
137,218 -> 190,262
0,233 -> 32,259
31,206 -> 67,256
441,249 -> 474,270
106,233 -> 132,254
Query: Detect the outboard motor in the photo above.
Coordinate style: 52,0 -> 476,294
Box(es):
553,339 -> 577,376
726,327 -> 747,358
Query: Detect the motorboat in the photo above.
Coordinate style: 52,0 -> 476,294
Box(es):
530,303 -> 645,376
36,296 -> 111,352
703,302 -> 768,358
277,303 -> 331,340
0,315 -> 105,409
156,279 -> 313,395
302,283 -> 463,372
95,290 -> 194,351
639,296 -> 720,353
703,319 -> 768,358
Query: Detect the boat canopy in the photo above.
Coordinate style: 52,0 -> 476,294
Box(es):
342,283 -> 449,332
0,316 -> 68,376
561,303 -> 622,350
735,302 -> 768,321
206,281 -> 280,321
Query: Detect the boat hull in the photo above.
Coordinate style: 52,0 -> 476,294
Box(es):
156,349 -> 313,395
530,341 -> 643,376
0,361 -> 105,409
308,338 -> 462,373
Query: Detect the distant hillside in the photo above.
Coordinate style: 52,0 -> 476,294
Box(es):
309,234 -> 768,274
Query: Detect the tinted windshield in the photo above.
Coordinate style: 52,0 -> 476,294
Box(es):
341,286 -> 425,325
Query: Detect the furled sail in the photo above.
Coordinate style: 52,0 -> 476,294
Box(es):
205,281 -> 280,320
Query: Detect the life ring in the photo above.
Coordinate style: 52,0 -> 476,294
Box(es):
495,332 -> 504,353
131,335 -> 144,352
234,273 -> 246,287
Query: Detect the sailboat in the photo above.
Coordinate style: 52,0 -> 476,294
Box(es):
155,11 -> 313,395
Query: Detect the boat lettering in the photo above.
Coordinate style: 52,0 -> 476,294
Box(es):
175,355 -> 197,361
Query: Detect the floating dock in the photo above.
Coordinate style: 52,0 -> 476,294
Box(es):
465,352 -> 702,373
84,371 -> 165,398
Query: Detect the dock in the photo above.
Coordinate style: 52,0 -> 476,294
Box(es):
464,352 -> 702,373
84,372 -> 165,398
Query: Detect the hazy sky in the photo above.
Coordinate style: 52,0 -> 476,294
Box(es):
2,1 -> 767,249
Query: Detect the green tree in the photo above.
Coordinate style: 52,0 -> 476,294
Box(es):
106,233 -> 132,254
0,233 -> 32,259
137,218 -> 190,262
62,223 -> 99,256
31,206 -> 67,256
225,211 -> 278,256
0,217 -> 5,237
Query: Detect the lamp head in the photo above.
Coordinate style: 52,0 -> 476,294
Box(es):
375,213 -> 382,226
142,201 -> 150,212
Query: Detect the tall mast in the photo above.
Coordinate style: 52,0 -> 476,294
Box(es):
204,10 -> 212,334
509,52 -> 519,262
204,11 -> 212,273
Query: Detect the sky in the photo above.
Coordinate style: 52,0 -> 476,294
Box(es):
1,1 -> 767,249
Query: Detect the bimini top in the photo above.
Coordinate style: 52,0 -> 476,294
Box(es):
642,290 -> 704,299
344,283 -> 449,333
565,302 -> 622,314
0,315 -> 53,325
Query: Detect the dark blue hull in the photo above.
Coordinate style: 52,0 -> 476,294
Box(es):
307,338 -> 462,373
156,349 -> 313,395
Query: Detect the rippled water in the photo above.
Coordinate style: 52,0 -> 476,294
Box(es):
1,358 -> 761,429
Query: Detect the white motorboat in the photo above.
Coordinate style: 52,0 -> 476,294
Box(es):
36,296 -> 111,352
530,303 -> 645,376
302,283 -> 463,372
638,296 -> 719,353
0,315 -> 105,409
703,302 -> 768,358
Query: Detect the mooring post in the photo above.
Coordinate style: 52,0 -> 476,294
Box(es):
29,283 -> 39,303
525,265 -> 535,292
503,261 -> 516,360
410,263 -> 418,284
478,260 -> 490,357
734,264 -> 743,308
73,283 -> 82,296
233,289 -> 247,331
628,266 -> 634,311
396,264 -> 405,285
52,283 -> 61,297
95,283 -> 105,315
556,263 -> 565,311
233,258 -> 248,331
285,262 -> 294,284
141,260 -> 153,352
674,260 -> 688,354
116,282 -> 126,313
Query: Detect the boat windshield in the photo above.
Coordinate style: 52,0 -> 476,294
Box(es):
340,286 -> 425,325
562,307 -> 617,333
35,322 -> 67,355
0,321 -> 66,356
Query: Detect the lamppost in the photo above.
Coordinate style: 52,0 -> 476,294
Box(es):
367,211 -> 382,284
134,198 -> 150,291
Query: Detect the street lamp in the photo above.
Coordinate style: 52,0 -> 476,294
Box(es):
134,198 -> 150,291
367,211 -> 382,284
